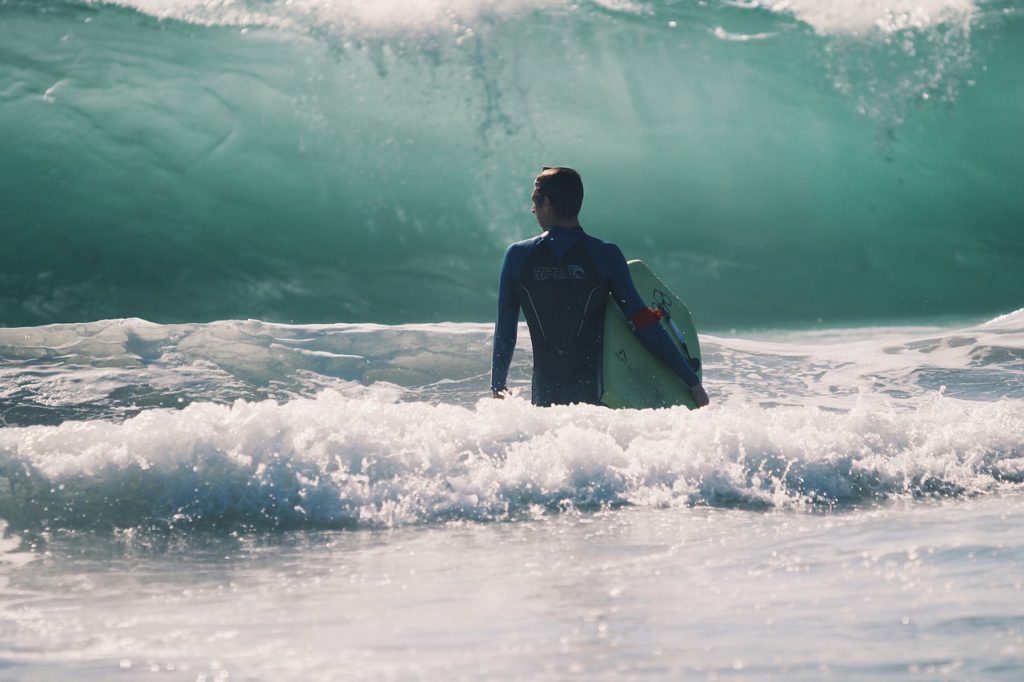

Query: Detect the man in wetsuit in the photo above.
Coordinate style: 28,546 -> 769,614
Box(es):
490,167 -> 710,408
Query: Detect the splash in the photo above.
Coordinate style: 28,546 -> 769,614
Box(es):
0,382 -> 1021,532
97,0 -> 569,33
751,0 -> 976,36
1,312 -> 1022,531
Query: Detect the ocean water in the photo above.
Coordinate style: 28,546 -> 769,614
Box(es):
0,313 -> 1022,679
1,0 -> 1022,327
2,0 -> 1024,680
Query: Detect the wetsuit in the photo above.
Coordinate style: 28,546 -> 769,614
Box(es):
490,226 -> 700,406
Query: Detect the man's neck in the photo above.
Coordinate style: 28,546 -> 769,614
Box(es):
547,219 -> 581,230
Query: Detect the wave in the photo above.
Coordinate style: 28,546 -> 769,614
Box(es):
0,386 -> 1021,533
2,310 -> 1023,424
1,310 -> 1023,425
99,0 -> 977,36
0,311 -> 1021,531
747,0 -> 977,35
1,0 -> 1022,328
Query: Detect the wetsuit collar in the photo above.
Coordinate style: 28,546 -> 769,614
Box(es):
541,225 -> 586,262
543,225 -> 584,241
541,225 -> 586,244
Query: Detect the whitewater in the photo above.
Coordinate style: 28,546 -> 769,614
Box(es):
0,312 -> 1021,679
1,0 -> 1023,679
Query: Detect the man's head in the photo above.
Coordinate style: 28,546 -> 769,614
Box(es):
532,167 -> 584,226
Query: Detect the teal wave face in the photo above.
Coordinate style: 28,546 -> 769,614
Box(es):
0,0 -> 1022,328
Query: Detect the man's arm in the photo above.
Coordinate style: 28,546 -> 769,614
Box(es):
605,244 -> 709,407
490,245 -> 521,397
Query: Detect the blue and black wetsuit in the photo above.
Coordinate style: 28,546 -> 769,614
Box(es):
491,226 -> 700,406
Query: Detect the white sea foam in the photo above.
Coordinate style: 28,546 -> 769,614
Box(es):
1,313 -> 1021,530
2,313 -> 1023,422
97,0 -> 569,32
0,386 -> 1020,531
981,308 -> 1024,330
711,26 -> 777,42
748,0 -> 976,35
104,0 -> 976,35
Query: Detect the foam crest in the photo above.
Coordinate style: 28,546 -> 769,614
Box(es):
750,0 -> 976,35
982,308 -> 1024,330
98,0 -> 979,35
100,0 -> 567,32
0,389 -> 1020,532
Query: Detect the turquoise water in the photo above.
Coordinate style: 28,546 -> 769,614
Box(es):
1,1 -> 1023,679
1,0 -> 1022,327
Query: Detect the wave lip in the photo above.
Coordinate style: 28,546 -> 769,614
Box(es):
0,389 -> 1021,533
99,0 -> 567,33
982,308 -> 1024,330
748,0 -> 976,35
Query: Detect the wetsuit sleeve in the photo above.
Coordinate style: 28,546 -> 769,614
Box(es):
606,245 -> 701,388
490,245 -> 521,392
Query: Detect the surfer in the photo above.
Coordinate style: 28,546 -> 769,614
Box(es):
490,167 -> 710,408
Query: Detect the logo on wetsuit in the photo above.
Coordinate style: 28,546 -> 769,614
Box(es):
533,264 -> 586,282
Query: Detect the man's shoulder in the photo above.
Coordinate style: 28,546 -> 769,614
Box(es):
507,234 -> 545,251
503,234 -> 545,263
581,233 -> 625,259
587,234 -> 617,244
501,234 -> 544,278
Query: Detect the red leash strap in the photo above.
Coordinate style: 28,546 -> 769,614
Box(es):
628,307 -> 664,330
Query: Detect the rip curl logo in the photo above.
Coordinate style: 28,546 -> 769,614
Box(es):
534,265 -> 586,281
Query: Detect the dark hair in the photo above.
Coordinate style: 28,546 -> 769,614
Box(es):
535,167 -> 584,220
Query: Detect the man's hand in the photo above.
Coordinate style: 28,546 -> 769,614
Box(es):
690,383 -> 710,408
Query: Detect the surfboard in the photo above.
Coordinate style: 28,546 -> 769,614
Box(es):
600,260 -> 703,410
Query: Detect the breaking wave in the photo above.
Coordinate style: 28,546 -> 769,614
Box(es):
1,310 -> 1022,532
1,0 -> 1021,327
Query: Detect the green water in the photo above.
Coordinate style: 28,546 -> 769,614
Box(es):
0,0 -> 1021,328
